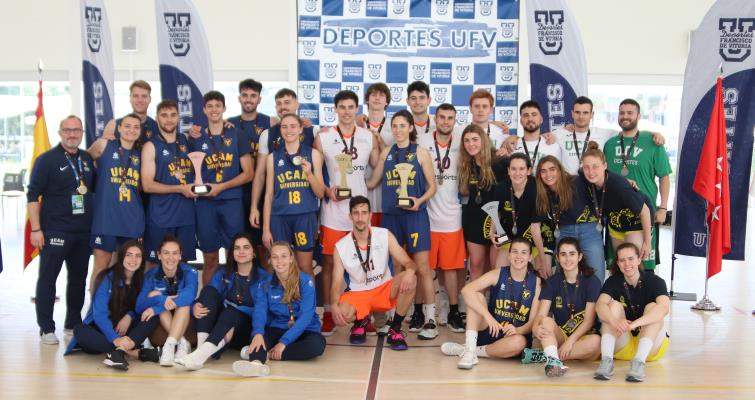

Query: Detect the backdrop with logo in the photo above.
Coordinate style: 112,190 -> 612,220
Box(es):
673,0 -> 755,261
80,0 -> 114,147
525,0 -> 586,133
297,0 -> 520,132
154,0 -> 213,134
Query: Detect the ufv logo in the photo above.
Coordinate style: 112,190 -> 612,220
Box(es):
412,65 -> 426,81
534,10 -> 564,55
304,0 -> 318,13
323,63 -> 338,79
457,110 -> 470,125
301,40 -> 316,57
478,0 -> 493,16
368,64 -> 382,80
719,18 -> 755,62
301,84 -> 316,101
499,65 -> 515,82
693,232 -> 707,248
84,6 -> 103,53
392,0 -> 407,14
614,146 -> 643,158
164,13 -> 191,57
433,87 -> 448,104
322,106 -> 336,124
456,65 -> 470,82
435,0 -> 450,16
497,109 -> 514,126
347,0 -> 362,13
500,22 -> 516,39
390,86 -> 404,103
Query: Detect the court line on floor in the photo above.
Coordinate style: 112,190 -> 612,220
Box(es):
364,336 -> 385,400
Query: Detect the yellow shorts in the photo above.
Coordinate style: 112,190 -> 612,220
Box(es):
614,334 -> 669,362
608,227 -> 642,241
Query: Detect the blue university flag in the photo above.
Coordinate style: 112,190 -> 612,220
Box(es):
80,0 -> 114,147
673,0 -> 755,261
154,0 -> 213,135
525,0 -> 587,133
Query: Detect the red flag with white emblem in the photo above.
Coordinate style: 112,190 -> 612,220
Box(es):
692,76 -> 731,278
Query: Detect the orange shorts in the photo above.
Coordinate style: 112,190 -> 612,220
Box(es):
320,225 -> 350,255
429,230 -> 466,270
371,212 -> 382,228
338,279 -> 396,320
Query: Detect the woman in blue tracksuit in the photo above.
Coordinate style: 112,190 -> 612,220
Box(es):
66,240 -> 159,371
136,235 -> 198,367
175,233 -> 269,370
232,241 -> 325,377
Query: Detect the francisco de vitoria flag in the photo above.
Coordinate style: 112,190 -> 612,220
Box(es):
154,0 -> 212,134
525,0 -> 587,132
80,0 -> 114,147
673,0 -> 755,262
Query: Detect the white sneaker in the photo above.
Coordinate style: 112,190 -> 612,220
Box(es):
239,345 -> 250,360
142,338 -> 154,349
440,342 -> 466,357
418,320 -> 439,340
457,349 -> 479,370
175,337 -> 191,359
40,332 -> 59,345
174,353 -> 204,371
232,360 -> 270,377
159,343 -> 176,367
63,328 -> 74,336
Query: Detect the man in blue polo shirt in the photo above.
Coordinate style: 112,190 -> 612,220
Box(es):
27,115 -> 95,345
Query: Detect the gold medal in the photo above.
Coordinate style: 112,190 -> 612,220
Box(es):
77,182 -> 88,195
119,183 -> 129,196
621,166 -> 629,176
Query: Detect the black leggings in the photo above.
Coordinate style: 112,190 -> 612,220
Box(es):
194,286 -> 252,349
248,327 -> 326,364
73,317 -> 159,354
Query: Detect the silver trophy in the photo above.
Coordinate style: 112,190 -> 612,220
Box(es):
482,201 -> 508,246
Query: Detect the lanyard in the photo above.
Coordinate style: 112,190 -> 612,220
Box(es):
233,272 -> 252,305
117,144 -> 135,185
619,133 -> 639,173
207,127 -> 227,162
369,117 -> 385,134
336,125 -> 356,157
470,162 -> 481,204
64,152 -> 84,187
392,143 -> 411,164
284,142 -> 302,167
548,191 -> 562,229
238,114 -> 260,136
352,231 -> 372,273
588,173 -> 608,224
562,277 -> 580,318
158,131 -> 182,173
572,129 -> 590,162
287,302 -> 295,328
416,120 -> 430,135
433,131 -> 451,175
506,271 -> 528,314
521,137 -> 541,168
508,184 -> 520,235
622,277 -> 643,320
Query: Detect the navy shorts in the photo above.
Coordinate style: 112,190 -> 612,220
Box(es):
270,213 -> 317,252
143,223 -> 197,262
381,209 -> 431,253
90,234 -> 138,253
477,328 -> 533,348
195,198 -> 244,252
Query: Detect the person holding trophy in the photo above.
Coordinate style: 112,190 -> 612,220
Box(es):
367,110 -> 438,340
263,113 -> 325,276
141,100 -> 197,268
188,91 -> 254,286
314,90 -> 379,335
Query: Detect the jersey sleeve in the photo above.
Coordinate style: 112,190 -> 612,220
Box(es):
27,153 -> 50,202
600,274 -> 622,300
648,275 -> 669,299
613,177 -> 645,215
653,143 -> 673,178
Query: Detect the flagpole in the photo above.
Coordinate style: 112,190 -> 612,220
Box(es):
691,204 -> 721,312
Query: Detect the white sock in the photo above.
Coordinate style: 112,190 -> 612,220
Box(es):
197,332 -> 209,348
324,304 -> 331,312
192,342 -> 218,363
464,330 -> 478,350
165,337 -> 178,347
634,338 -> 654,362
475,346 -> 489,358
601,333 -> 616,359
543,345 -> 559,359
423,304 -> 436,323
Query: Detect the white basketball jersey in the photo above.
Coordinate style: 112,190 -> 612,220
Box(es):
417,128 -> 462,232
335,227 -> 392,291
554,127 -> 615,175
319,126 -> 374,230
512,136 -> 563,170
367,120 -> 393,213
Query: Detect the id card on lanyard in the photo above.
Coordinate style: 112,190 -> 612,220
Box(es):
71,194 -> 85,215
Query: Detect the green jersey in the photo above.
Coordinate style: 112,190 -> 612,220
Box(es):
603,131 -> 672,206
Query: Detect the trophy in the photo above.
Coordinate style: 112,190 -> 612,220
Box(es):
188,151 -> 211,195
482,201 -> 508,245
395,163 -> 415,208
334,153 -> 353,200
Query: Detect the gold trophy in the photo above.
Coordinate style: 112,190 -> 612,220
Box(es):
188,151 -> 211,195
334,153 -> 353,200
395,163 -> 415,208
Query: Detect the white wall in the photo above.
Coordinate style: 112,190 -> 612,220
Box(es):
1,0 -> 716,85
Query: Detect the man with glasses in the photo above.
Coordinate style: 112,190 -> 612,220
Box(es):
27,115 -> 95,345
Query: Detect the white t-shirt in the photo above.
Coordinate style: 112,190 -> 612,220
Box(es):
319,126 -> 374,231
335,227 -> 392,292
481,122 -> 507,151
366,119 -> 393,214
257,129 -> 270,155
553,127 -> 615,175
512,135 -> 563,171
416,128 -> 462,232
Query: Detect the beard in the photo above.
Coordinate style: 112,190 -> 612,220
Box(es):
159,124 -> 176,134
620,119 -> 638,132
523,122 -> 541,134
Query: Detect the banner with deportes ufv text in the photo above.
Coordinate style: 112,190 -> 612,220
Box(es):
155,0 -> 213,134
297,0 -> 521,133
673,0 -> 755,262
80,0 -> 114,147
525,0 -> 587,133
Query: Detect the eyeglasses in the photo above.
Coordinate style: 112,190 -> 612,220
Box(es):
60,128 -> 83,134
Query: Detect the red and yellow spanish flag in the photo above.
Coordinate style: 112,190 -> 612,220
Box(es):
23,75 -> 52,269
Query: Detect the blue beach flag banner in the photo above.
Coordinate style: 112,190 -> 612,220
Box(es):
673,0 -> 755,261
155,0 -> 213,134
297,0 -> 521,133
525,0 -> 586,133
80,0 -> 114,147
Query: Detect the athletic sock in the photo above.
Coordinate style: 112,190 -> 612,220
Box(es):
413,303 -> 423,316
543,345 -> 559,359
165,337 -> 178,347
635,338 -> 654,362
475,346 -> 489,358
464,330 -> 478,351
192,342 -> 218,364
197,332 -> 209,348
323,304 -> 331,312
600,333 -> 616,359
423,304 -> 436,323
449,304 -> 459,315
390,314 -> 406,331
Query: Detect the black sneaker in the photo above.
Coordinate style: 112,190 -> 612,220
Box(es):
138,347 -> 160,363
104,349 -> 129,371
408,310 -> 424,333
386,328 -> 408,351
349,318 -> 369,344
447,311 -> 465,333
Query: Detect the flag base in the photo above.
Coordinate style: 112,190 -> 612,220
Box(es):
670,291 -> 697,302
691,295 -> 721,311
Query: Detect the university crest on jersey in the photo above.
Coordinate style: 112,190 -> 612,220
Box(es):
223,137 -> 233,147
